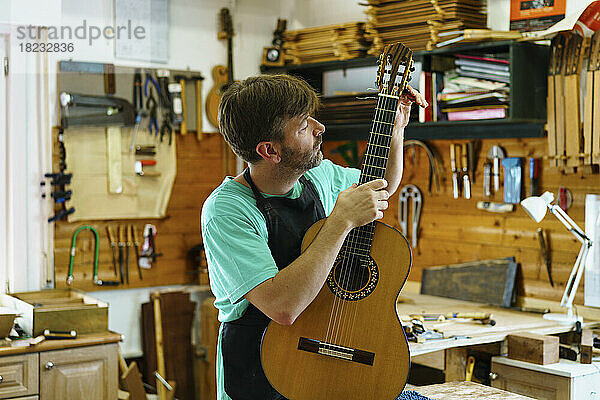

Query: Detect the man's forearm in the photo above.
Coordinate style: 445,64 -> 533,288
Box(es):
245,214 -> 352,325
385,128 -> 404,196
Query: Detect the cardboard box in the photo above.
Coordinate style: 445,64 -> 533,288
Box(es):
0,289 -> 108,336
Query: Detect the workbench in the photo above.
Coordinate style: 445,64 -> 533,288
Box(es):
405,381 -> 535,399
397,284 -> 600,382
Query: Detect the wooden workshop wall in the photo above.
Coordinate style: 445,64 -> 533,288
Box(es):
323,137 -> 599,307
53,131 -> 598,306
53,133 -> 222,292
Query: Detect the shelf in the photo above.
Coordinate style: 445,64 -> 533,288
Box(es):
323,119 -> 545,141
262,40 -> 549,140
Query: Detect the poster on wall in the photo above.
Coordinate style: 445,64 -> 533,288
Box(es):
510,0 -> 567,32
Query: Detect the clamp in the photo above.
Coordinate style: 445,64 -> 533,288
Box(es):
67,225 -> 119,286
399,184 -> 422,248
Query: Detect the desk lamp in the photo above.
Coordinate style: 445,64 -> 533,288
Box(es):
521,191 -> 592,324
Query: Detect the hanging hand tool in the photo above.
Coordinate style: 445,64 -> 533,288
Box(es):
67,225 -> 119,286
118,225 -> 126,284
131,225 -> 143,280
488,145 -> 505,193
174,75 -> 188,135
450,144 -> 459,199
529,157 -> 539,197
483,161 -> 492,197
537,228 -> 553,287
468,140 -> 479,184
145,74 -> 161,136
125,223 -> 132,284
59,92 -> 135,128
404,139 -> 443,194
399,185 -> 422,248
135,161 -> 161,177
48,207 -> 75,223
106,225 -> 118,277
462,143 -> 471,199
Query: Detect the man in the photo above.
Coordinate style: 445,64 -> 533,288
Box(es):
201,74 -> 426,400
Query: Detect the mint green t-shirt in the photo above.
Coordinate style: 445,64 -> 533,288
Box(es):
201,159 -> 359,400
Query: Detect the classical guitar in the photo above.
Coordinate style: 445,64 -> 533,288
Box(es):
261,42 -> 414,399
206,7 -> 234,129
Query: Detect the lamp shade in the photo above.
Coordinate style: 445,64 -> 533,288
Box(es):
521,191 -> 554,223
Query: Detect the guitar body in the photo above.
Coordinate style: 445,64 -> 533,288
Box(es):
205,65 -> 228,129
261,219 -> 412,400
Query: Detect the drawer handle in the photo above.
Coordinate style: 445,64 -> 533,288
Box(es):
489,372 -> 498,380
45,361 -> 54,370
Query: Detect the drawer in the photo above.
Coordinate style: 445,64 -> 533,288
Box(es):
0,353 -> 39,399
491,359 -> 570,400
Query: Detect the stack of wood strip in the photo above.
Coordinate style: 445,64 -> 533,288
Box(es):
363,0 -> 487,53
317,94 -> 377,125
283,22 -> 372,64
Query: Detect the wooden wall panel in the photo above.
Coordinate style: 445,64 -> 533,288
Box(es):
53,133 -> 223,291
323,137 -> 599,306
53,129 -> 598,308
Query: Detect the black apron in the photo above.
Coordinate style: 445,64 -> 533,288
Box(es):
221,169 -> 326,400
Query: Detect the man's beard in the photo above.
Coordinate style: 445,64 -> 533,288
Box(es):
279,139 -> 323,177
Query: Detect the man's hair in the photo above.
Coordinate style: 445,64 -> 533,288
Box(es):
218,74 -> 320,164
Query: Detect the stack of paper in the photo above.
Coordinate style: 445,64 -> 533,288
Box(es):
437,54 -> 511,121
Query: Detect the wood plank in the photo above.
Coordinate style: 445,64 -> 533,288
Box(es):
421,258 -> 517,307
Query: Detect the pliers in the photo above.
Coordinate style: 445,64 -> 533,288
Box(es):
145,74 -> 161,136
160,117 -> 173,145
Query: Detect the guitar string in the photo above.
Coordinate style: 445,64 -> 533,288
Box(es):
347,93 -> 398,346
333,90 -> 391,347
344,92 -> 396,346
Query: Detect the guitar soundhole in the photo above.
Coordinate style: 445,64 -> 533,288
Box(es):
327,255 -> 378,301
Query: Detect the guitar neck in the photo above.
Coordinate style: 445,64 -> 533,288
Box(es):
344,93 -> 399,257
227,37 -> 234,83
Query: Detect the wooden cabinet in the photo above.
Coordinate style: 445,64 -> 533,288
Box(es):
0,333 -> 120,400
491,356 -> 600,400
39,343 -> 117,400
0,353 -> 38,399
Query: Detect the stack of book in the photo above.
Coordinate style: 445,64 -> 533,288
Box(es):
316,94 -> 377,126
362,0 -> 488,53
420,53 -> 510,122
282,23 -> 372,64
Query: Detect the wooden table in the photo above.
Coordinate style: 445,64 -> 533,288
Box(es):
405,381 -> 535,399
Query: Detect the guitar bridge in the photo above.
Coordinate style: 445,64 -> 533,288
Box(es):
297,337 -> 375,366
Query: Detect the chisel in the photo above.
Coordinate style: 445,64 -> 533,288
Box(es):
131,224 -> 143,280
125,222 -> 132,284
462,143 -> 471,199
118,225 -> 125,284
450,144 -> 459,199
106,225 -> 118,276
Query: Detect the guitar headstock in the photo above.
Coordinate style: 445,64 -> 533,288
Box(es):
220,8 -> 234,39
376,42 -> 414,97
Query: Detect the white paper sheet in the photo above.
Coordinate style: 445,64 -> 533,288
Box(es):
585,194 -> 600,307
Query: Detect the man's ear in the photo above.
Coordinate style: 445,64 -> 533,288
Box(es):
255,141 -> 281,164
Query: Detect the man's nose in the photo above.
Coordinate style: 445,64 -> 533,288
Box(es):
311,118 -> 325,136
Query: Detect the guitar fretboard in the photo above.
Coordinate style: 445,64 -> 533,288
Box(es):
342,93 -> 399,259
